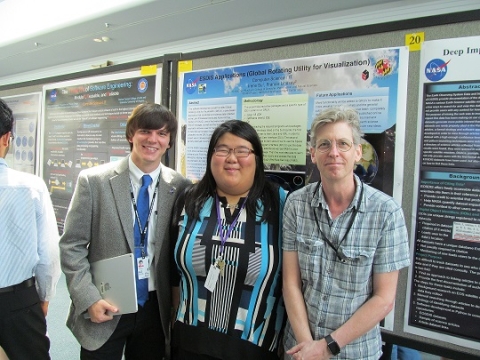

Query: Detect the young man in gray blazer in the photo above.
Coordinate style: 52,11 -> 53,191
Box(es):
60,103 -> 190,359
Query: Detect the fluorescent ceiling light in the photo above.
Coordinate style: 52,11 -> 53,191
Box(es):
0,0 -> 152,46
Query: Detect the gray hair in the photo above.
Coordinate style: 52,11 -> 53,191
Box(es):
310,106 -> 364,147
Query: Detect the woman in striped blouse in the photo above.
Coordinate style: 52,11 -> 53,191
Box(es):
171,120 -> 286,360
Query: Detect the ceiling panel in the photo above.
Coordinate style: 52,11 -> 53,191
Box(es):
0,0 -> 478,87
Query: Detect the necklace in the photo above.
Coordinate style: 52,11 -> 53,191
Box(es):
225,203 -> 239,209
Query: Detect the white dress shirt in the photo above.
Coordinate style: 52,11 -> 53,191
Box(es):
0,158 -> 61,301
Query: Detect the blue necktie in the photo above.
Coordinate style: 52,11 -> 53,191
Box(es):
134,174 -> 152,306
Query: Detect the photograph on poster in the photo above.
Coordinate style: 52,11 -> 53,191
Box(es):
405,35 -> 480,351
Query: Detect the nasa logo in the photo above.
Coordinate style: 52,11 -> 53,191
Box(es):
185,78 -> 197,94
50,89 -> 57,103
137,78 -> 149,93
425,58 -> 450,82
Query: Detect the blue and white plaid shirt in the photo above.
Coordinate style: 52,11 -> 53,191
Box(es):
283,176 -> 410,359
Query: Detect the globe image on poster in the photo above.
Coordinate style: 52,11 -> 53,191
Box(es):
354,139 -> 378,184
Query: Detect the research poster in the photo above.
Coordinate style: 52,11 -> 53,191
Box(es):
405,35 -> 480,351
178,47 -> 408,202
178,47 -> 409,330
3,93 -> 41,174
41,71 -> 160,233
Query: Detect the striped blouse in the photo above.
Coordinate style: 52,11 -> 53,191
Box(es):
172,190 -> 286,360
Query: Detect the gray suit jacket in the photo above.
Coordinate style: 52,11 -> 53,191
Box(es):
60,156 -> 190,351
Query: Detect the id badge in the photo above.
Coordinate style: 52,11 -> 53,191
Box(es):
137,256 -> 150,280
205,264 -> 220,292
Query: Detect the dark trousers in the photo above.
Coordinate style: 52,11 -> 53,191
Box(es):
80,291 -> 165,360
0,282 -> 49,360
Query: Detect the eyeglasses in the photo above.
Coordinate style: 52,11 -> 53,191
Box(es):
213,146 -> 255,158
315,138 -> 353,153
9,133 -> 14,143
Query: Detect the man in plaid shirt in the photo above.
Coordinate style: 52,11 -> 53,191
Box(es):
282,106 -> 410,360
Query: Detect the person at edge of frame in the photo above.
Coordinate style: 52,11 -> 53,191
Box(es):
0,98 -> 61,360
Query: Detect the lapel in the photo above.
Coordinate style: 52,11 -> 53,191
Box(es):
154,164 -> 177,258
110,156 -> 135,252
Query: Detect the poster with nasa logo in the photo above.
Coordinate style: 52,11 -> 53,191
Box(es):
41,70 -> 161,233
178,47 -> 409,205
405,35 -> 480,350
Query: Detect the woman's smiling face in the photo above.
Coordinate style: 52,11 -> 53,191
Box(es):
211,132 -> 256,198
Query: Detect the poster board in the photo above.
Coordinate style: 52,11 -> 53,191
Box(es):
178,48 -> 408,197
41,70 -> 161,233
405,34 -> 480,351
2,92 -> 41,174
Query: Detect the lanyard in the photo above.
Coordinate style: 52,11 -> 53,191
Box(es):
312,181 -> 364,262
129,175 -> 160,249
215,195 -> 247,256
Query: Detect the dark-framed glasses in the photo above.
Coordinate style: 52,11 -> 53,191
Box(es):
9,132 -> 14,144
315,138 -> 353,153
213,146 -> 255,158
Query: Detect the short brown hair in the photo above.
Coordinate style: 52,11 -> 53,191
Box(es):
125,103 -> 177,150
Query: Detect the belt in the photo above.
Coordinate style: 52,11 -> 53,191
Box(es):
0,277 -> 35,294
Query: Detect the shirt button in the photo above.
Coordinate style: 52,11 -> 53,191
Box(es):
327,268 -> 333,274
323,295 -> 327,301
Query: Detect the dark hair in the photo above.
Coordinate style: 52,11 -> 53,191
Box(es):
125,103 -> 177,149
185,120 -> 279,223
0,98 -> 14,137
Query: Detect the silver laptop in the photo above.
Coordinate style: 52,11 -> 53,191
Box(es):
87,253 -> 138,317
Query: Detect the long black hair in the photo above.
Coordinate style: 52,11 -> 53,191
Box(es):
184,120 -> 279,223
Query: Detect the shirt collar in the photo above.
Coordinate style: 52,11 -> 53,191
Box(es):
128,156 -> 161,187
312,175 -> 363,212
0,158 -> 7,168
352,175 -> 364,212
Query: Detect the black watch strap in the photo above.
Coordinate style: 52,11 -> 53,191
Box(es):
324,334 -> 341,355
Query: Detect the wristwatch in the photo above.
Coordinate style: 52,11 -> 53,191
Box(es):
324,334 -> 341,355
